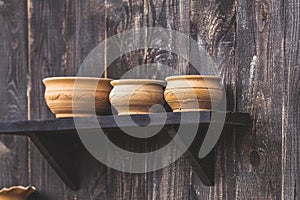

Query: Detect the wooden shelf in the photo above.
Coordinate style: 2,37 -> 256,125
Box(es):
0,111 -> 251,190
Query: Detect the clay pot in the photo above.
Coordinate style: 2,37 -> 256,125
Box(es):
0,186 -> 35,200
164,75 -> 223,112
109,79 -> 166,115
43,77 -> 113,118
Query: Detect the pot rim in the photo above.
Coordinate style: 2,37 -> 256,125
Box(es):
165,75 -> 222,81
111,79 -> 166,87
0,186 -> 36,197
43,77 -> 113,84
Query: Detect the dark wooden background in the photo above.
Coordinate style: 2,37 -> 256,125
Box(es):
0,0 -> 299,199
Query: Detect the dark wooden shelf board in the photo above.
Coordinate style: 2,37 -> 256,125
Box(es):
0,112 -> 251,190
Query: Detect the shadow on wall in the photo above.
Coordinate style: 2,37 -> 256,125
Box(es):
29,192 -> 52,200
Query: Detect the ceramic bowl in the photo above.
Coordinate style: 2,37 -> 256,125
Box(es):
164,75 -> 223,112
43,77 -> 113,118
109,79 -> 166,115
0,186 -> 35,200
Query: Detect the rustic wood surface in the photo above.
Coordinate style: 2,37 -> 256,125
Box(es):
190,0 -> 237,199
105,1 -> 194,200
27,0 -> 107,199
236,0 -> 287,199
282,0 -> 299,199
28,0 -> 70,199
0,0 -> 28,188
0,0 -> 299,199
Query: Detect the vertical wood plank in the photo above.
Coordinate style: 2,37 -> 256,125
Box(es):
63,1 -> 107,199
0,0 -> 28,188
105,0 -> 149,79
105,0 -> 194,199
28,0 -> 67,120
64,0 -> 106,75
282,0 -> 300,198
28,0 -> 107,199
148,0 -> 193,199
106,0 -> 191,79
236,0 -> 284,198
190,0 -> 236,199
105,0 -> 159,198
28,0 -> 68,198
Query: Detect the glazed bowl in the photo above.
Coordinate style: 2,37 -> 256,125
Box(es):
109,79 -> 166,115
43,77 -> 113,118
164,75 -> 223,112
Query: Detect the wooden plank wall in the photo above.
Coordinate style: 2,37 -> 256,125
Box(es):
236,0 -> 284,198
190,1 -> 236,199
105,1 -> 193,200
27,0 -> 107,199
283,0 -> 300,198
0,0 -> 299,199
0,0 -> 28,188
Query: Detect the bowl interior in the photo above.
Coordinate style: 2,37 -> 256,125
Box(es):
165,75 -> 222,82
110,79 -> 166,87
43,77 -> 113,91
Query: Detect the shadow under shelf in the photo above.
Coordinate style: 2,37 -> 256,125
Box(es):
0,111 -> 251,190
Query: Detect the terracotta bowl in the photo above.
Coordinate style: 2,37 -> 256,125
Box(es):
43,77 -> 113,118
164,75 -> 223,112
109,79 -> 166,115
0,186 -> 35,200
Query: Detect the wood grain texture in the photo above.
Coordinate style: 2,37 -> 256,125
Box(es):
28,0 -> 107,199
63,0 -> 108,197
0,0 -> 28,188
0,0 -> 298,199
106,0 -> 190,79
236,0 -> 284,199
190,0 -> 236,199
105,0 -> 150,79
28,0 -> 68,198
105,0 -> 194,199
282,0 -> 300,199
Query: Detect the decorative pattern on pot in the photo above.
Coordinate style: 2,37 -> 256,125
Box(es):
43,77 -> 113,118
0,186 -> 35,200
109,79 -> 166,115
164,75 -> 223,112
